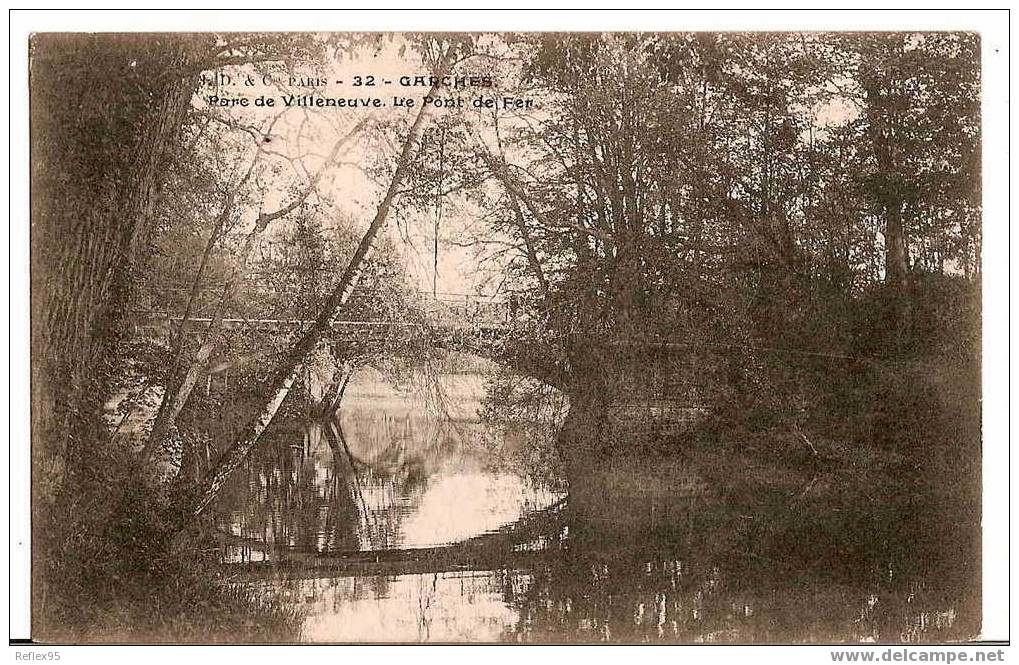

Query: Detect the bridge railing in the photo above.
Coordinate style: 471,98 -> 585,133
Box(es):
131,285 -> 516,332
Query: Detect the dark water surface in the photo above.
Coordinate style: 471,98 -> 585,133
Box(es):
213,370 -> 979,643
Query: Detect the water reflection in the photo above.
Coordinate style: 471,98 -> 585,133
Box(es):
504,517 -> 976,643
230,538 -> 974,644
213,368 -> 978,643
215,369 -> 563,559
242,571 -> 531,643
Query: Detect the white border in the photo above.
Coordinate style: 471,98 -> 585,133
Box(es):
6,8 -> 1012,659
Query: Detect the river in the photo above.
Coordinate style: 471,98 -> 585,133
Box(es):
211,366 -> 980,643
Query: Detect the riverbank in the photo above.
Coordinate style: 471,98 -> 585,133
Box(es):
32,448 -> 303,644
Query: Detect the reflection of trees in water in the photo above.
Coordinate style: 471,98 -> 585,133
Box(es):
216,410 -> 461,554
338,406 -> 466,475
216,420 -> 363,554
500,502 -> 978,644
508,558 -> 970,643
325,418 -> 420,551
215,402 -> 977,643
214,374 -> 976,643
215,365 -> 558,560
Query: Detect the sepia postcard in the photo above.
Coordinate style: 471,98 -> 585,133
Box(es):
10,9 -> 1011,653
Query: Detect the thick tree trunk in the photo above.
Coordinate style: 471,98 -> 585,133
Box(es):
862,44 -> 911,296
555,338 -> 614,478
191,70 -> 449,517
30,33 -> 212,632
31,34 -> 208,483
884,203 -> 909,290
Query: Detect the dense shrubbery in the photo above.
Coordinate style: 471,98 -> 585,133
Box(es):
688,275 -> 980,509
35,443 -> 302,643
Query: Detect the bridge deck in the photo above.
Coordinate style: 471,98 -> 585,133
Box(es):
131,313 -> 510,340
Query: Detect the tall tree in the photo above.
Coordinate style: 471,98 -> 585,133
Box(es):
854,32 -> 981,290
31,34 -> 214,490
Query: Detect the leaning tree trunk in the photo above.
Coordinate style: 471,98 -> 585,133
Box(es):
142,121 -> 366,461
191,68 -> 450,517
141,191 -> 236,461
